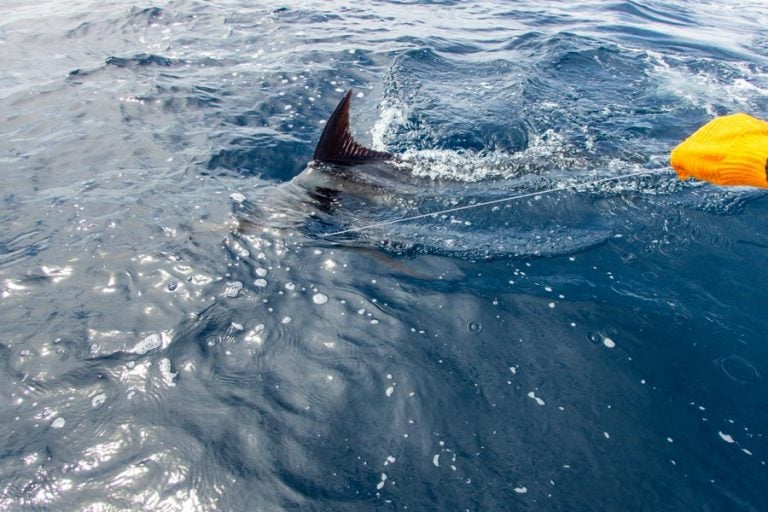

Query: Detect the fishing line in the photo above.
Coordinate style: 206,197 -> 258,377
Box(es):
323,170 -> 661,237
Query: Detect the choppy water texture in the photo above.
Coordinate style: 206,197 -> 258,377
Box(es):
2,1 -> 768,510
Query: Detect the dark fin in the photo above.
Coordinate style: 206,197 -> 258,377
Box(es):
313,90 -> 393,165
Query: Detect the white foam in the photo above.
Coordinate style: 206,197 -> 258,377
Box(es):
133,333 -> 161,355
371,98 -> 407,151
718,431 -> 735,444
394,130 -> 573,182
647,50 -> 768,116
244,327 -> 263,345
376,473 -> 387,490
223,281 -> 243,298
158,358 -> 177,387
528,391 -> 545,406
92,393 -> 107,408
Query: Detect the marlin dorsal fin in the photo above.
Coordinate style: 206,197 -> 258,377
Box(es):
313,90 -> 393,165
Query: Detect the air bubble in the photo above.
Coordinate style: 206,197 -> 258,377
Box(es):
467,321 -> 484,333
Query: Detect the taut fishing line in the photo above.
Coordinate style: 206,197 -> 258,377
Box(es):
323,170 -> 660,237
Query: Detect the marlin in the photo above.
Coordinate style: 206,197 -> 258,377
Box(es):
235,89 -> 426,234
232,89 -> 621,258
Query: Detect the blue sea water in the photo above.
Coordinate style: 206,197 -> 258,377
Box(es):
2,0 -> 768,509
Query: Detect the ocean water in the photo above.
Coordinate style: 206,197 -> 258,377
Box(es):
2,0 -> 768,510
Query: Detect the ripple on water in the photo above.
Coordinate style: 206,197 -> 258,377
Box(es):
0,230 -> 51,270
717,355 -> 760,384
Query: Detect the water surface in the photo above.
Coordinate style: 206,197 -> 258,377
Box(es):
1,1 -> 768,510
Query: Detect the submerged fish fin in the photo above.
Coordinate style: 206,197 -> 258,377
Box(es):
313,90 -> 393,165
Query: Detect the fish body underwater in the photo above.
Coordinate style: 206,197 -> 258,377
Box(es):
233,89 -> 614,259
